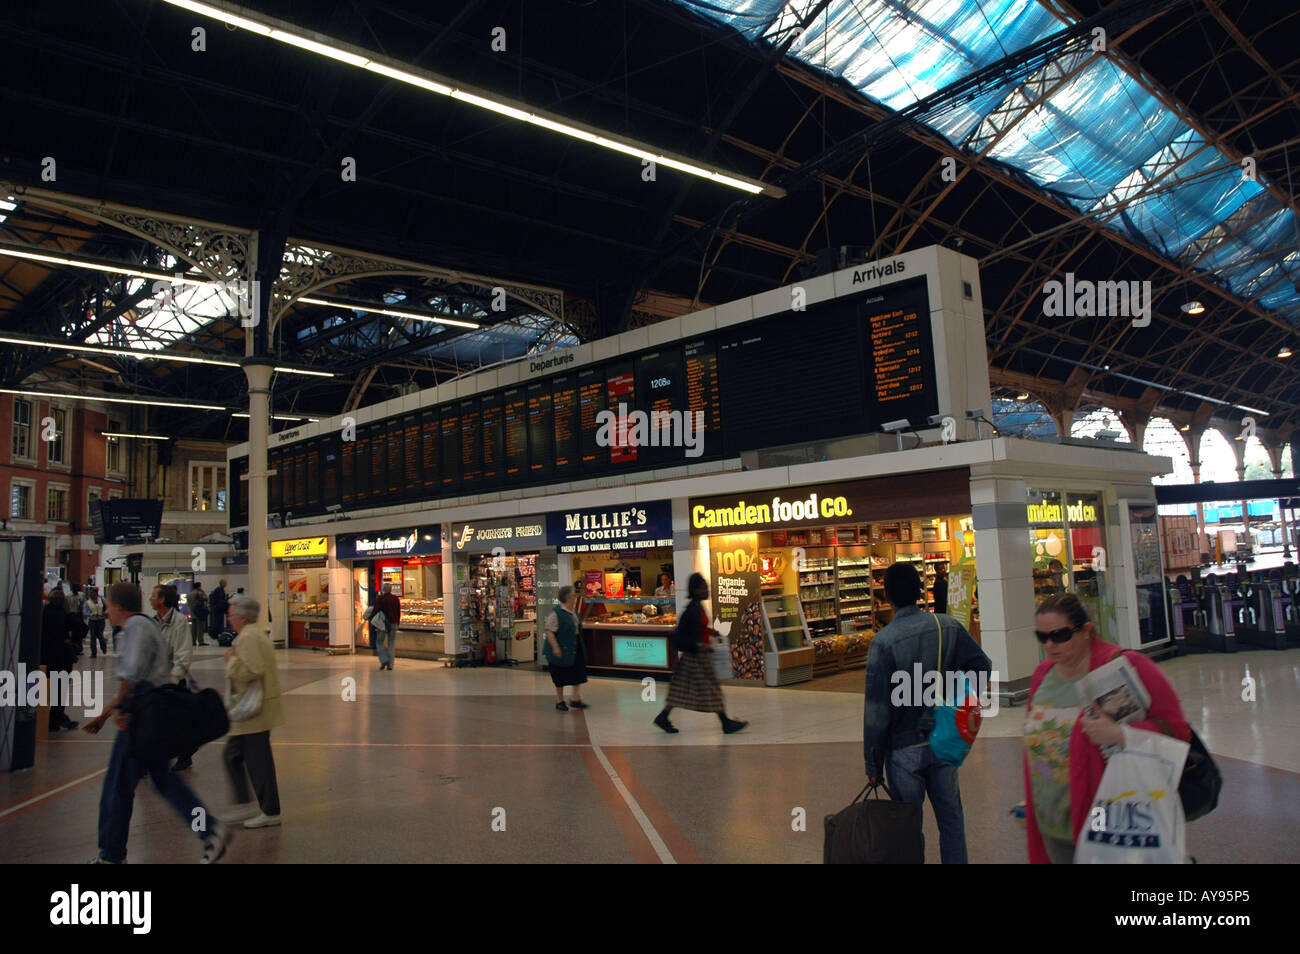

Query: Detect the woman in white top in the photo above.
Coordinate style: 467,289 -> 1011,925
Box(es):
654,573 -> 675,598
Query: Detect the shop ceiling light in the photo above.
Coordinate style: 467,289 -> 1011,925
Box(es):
0,334 -> 332,377
159,0 -> 780,198
0,388 -> 225,411
1180,300 -> 1206,315
296,296 -> 480,329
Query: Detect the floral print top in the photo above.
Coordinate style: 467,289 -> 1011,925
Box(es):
1024,666 -> 1084,841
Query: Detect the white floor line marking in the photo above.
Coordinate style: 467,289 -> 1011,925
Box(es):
0,768 -> 106,819
589,741 -> 675,864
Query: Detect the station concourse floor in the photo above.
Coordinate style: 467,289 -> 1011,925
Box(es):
2,646 -> 1297,864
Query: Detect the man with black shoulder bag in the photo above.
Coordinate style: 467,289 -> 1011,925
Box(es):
83,582 -> 232,864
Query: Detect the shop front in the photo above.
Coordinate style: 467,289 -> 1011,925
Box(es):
689,470 -> 976,686
336,525 -> 444,659
547,501 -> 677,675
271,535 -> 331,648
450,516 -> 551,665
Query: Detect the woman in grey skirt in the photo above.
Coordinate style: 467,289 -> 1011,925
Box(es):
654,573 -> 747,734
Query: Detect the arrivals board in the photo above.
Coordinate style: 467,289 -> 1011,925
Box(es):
238,275 -> 940,522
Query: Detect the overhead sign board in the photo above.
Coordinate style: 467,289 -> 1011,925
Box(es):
452,517 -> 547,553
547,501 -> 674,553
336,526 -> 441,560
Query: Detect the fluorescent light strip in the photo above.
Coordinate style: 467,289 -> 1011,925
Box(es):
0,388 -> 225,411
232,412 -> 321,422
159,0 -> 778,197
101,432 -> 170,440
0,247 -> 176,282
0,335 -> 332,378
296,296 -> 479,329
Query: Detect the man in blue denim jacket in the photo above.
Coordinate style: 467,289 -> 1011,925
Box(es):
864,562 -> 991,863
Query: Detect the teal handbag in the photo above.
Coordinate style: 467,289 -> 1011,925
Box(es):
928,615 -> 983,766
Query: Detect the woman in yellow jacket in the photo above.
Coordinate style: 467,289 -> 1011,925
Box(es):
223,595 -> 283,829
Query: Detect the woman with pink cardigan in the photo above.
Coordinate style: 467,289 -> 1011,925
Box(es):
1022,593 -> 1190,864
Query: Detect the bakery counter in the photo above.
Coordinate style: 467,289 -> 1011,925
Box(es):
394,626 -> 447,660
579,622 -> 679,674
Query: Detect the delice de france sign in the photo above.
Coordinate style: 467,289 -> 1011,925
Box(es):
335,526 -> 441,560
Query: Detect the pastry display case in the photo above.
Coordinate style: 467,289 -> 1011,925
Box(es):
399,597 -> 444,632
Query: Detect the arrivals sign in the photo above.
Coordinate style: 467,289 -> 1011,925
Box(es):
547,501 -> 673,553
336,525 -> 441,560
270,537 -> 327,559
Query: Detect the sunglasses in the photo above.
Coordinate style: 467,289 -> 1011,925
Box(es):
1035,625 -> 1080,644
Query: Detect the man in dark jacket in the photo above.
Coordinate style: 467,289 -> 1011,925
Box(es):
864,562 -> 991,864
371,583 -> 402,671
40,591 -> 79,731
209,580 -> 229,637
190,582 -> 210,646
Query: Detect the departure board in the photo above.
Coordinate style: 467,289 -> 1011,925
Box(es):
385,426 -> 402,497
685,340 -> 722,457
605,361 -> 637,465
440,406 -> 461,491
233,456 -> 249,525
322,439 -> 339,509
242,274 -> 941,526
577,366 -> 608,469
481,395 -> 504,486
268,449 -> 283,512
340,435 -> 355,505
552,376 -> 579,476
503,387 -> 527,480
635,350 -> 685,466
420,409 -> 439,495
527,381 -> 554,479
305,442 -> 321,508
460,398 -> 483,485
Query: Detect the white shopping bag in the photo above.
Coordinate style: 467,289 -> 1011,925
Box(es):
1075,727 -> 1189,864
712,639 -> 734,680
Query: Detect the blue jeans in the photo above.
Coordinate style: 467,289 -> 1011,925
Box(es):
886,742 -> 968,864
97,728 -> 213,863
88,619 -> 107,656
374,626 -> 395,667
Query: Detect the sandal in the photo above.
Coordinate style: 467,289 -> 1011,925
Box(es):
555,701 -> 569,711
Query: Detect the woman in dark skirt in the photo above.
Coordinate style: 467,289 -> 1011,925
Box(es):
543,586 -> 588,711
655,573 -> 747,735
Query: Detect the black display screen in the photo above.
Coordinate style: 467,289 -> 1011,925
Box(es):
440,406 -> 461,491
460,399 -> 482,485
577,365 -> 608,470
635,349 -> 686,467
236,275 -> 939,526
420,409 -> 439,495
605,360 -> 637,466
481,394 -> 504,486
385,425 -> 402,497
503,387 -> 527,481
552,376 -> 579,476
527,381 -> 553,480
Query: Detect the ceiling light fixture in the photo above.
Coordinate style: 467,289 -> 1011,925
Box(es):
101,431 -> 170,440
0,334 -> 332,377
1179,424 -> 1191,432
232,412 -> 321,423
296,296 -> 480,329
0,388 -> 225,411
1279,347 -> 1293,359
1015,392 -> 1030,401
0,245 -> 178,283
1180,300 -> 1205,315
160,0 -> 781,197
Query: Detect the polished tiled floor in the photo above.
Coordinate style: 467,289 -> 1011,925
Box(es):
2,645 -> 1297,863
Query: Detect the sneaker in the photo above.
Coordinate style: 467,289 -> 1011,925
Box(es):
224,804 -> 260,823
569,700 -> 589,709
653,711 -> 678,734
555,701 -> 569,712
244,813 -> 281,829
200,821 -> 232,864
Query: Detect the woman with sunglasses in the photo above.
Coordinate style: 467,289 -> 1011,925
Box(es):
1022,593 -> 1190,864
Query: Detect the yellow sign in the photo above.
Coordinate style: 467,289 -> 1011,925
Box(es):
271,537 -> 327,559
1027,501 -> 1097,525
